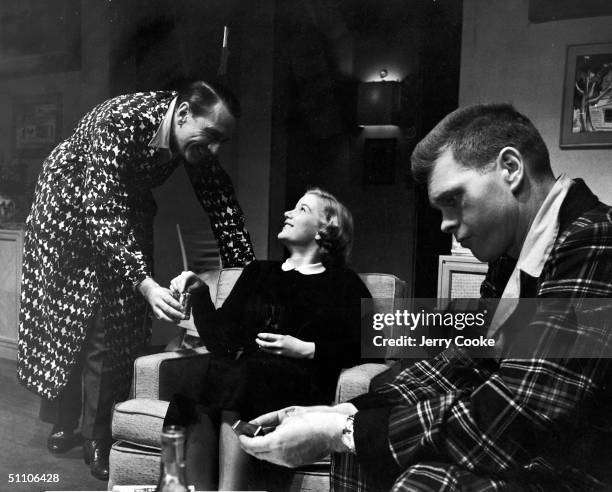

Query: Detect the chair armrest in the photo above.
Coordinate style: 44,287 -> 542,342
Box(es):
334,363 -> 391,403
132,346 -> 209,400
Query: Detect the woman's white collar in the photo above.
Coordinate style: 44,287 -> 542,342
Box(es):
281,260 -> 326,275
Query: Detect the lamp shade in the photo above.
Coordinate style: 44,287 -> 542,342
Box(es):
357,81 -> 401,126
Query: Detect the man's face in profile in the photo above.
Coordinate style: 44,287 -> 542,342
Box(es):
173,101 -> 236,164
428,148 -> 518,262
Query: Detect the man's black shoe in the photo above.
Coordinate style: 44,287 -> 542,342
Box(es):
83,439 -> 111,481
47,427 -> 82,454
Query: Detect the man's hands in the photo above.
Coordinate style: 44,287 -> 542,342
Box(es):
256,333 -> 315,359
138,277 -> 184,323
139,270 -> 206,323
238,409 -> 349,467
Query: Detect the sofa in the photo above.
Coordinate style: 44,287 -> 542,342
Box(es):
108,267 -> 406,491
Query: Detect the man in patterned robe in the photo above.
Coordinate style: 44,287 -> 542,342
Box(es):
238,104 -> 612,490
18,81 -> 255,480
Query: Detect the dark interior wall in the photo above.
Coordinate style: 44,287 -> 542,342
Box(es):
108,0 -> 242,95
269,0 -> 422,292
412,0 -> 462,297
349,1 -> 425,293
235,1 -> 276,261
0,0 -> 110,225
461,0 -> 612,205
270,0 -> 461,295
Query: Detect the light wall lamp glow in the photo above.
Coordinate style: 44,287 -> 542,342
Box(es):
357,69 -> 402,127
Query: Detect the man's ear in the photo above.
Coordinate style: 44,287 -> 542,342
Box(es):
176,102 -> 190,121
497,146 -> 524,193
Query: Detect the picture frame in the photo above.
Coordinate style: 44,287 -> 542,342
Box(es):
560,43 -> 612,148
13,94 -> 62,157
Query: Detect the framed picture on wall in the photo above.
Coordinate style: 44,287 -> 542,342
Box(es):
560,43 -> 612,148
13,93 -> 62,157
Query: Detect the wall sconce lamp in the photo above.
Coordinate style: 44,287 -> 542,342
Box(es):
357,69 -> 402,126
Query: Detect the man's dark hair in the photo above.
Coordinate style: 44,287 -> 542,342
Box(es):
177,80 -> 241,119
411,103 -> 551,184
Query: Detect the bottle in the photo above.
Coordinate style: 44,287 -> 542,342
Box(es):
155,425 -> 189,492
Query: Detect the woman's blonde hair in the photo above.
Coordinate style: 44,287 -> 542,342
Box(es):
306,187 -> 353,267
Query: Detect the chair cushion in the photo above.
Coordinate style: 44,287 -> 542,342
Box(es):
359,272 -> 405,311
335,363 -> 390,403
112,398 -> 169,449
359,273 -> 406,360
214,268 -> 244,307
109,440 -> 160,488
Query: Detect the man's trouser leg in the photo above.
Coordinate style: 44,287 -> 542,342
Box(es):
39,359 -> 83,430
81,309 -> 115,440
39,309 -> 114,436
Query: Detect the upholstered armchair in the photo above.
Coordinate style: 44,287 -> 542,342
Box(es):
108,268 -> 405,491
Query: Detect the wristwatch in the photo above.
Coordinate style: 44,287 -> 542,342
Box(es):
340,414 -> 356,454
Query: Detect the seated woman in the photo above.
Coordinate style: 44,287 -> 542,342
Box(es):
166,187 -> 371,490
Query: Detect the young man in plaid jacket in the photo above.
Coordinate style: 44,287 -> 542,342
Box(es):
239,104 -> 612,491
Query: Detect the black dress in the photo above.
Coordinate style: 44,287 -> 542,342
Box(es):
167,260 -> 371,422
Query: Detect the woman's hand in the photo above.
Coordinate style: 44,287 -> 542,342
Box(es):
256,333 -> 315,359
169,270 -> 205,294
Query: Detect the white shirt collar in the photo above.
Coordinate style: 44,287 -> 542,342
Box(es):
148,96 -> 178,150
488,175 -> 572,339
281,259 -> 326,275
515,174 -> 572,279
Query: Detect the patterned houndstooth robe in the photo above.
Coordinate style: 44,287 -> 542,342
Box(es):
17,91 -> 254,402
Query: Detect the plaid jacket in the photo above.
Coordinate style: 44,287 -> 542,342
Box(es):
332,179 -> 612,491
